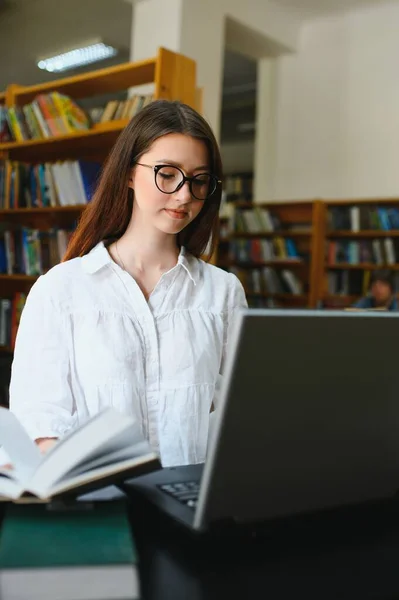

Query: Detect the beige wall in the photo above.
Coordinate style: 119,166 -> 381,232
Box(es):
130,0 -> 301,140
274,2 -> 399,200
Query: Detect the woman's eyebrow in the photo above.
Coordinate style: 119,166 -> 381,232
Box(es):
155,159 -> 210,171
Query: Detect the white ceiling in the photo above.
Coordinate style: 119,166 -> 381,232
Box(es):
0,0 -> 132,92
0,0 -> 397,144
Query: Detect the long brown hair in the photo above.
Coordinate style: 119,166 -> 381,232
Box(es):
64,100 -> 223,261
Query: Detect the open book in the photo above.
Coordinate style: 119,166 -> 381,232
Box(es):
0,407 -> 161,502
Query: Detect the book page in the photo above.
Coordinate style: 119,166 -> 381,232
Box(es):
0,475 -> 24,500
0,408 -> 42,482
39,452 -> 159,498
62,439 -> 153,480
30,408 -> 143,495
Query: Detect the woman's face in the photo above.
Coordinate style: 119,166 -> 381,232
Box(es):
129,133 -> 210,235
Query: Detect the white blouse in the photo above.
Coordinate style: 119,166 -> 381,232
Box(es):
9,242 -> 247,467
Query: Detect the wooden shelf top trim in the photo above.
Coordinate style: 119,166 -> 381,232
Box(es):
327,263 -> 399,270
0,274 -> 38,281
0,119 -> 128,153
328,230 -> 399,238
326,198 -> 399,206
11,58 -> 156,105
224,230 -> 312,240
220,259 -> 305,269
233,200 -> 316,209
0,205 -> 86,216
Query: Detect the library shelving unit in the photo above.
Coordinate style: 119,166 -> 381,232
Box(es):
318,198 -> 399,308
0,47 -> 197,355
217,200 -> 324,308
223,172 -> 253,204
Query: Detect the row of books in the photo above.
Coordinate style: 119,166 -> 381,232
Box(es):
0,159 -> 101,209
96,94 -> 154,123
327,270 -> 399,296
224,174 -> 253,200
328,205 -> 399,232
235,207 -> 282,233
0,228 -> 72,275
0,93 -> 90,142
231,266 -> 304,296
230,238 -> 301,263
327,239 -> 399,266
0,293 -> 26,350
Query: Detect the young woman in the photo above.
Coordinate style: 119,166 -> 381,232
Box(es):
9,100 -> 247,467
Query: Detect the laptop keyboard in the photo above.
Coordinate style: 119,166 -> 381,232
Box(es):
158,481 -> 200,509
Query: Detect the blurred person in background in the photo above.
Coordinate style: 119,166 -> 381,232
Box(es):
352,269 -> 397,311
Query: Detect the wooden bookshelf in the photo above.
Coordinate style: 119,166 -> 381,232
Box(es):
227,230 -> 312,240
0,205 -> 86,229
319,198 -> 399,307
326,263 -> 399,270
217,200 -> 322,308
0,47 -> 198,353
219,259 -> 305,269
1,120 -> 130,162
327,230 -> 399,238
217,197 -> 399,309
1,47 -> 196,161
8,59 -> 156,106
223,172 -> 253,203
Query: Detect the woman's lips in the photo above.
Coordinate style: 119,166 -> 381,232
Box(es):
164,209 -> 188,220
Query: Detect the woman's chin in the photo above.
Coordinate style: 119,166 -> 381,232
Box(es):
157,214 -> 190,234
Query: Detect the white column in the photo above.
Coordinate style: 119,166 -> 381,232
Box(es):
254,57 -> 277,202
129,0 -> 225,139
130,0 -> 184,61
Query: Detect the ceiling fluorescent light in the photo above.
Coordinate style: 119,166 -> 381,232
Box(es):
37,41 -> 118,73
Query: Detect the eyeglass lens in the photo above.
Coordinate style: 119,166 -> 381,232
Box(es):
155,166 -> 216,200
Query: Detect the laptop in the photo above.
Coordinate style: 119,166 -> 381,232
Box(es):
124,309 -> 399,532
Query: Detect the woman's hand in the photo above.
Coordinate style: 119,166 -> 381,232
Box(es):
35,438 -> 58,453
0,437 -> 57,470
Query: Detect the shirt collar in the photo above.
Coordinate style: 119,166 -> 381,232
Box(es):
177,246 -> 198,286
81,241 -> 199,284
81,241 -> 111,274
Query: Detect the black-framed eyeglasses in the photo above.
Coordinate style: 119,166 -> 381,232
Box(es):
136,163 -> 221,201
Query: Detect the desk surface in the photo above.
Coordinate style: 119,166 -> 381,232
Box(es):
2,496 -> 399,600
129,495 -> 399,600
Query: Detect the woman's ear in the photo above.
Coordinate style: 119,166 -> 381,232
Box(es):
128,167 -> 135,190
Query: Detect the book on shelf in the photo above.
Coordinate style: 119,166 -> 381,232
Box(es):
0,293 -> 26,350
0,91 -> 154,143
230,237 -> 301,263
235,206 -> 280,233
0,406 -> 161,502
329,204 -> 399,232
0,92 -> 90,142
0,159 -> 102,209
230,265 -> 304,296
0,501 -> 140,600
224,173 -> 253,202
327,239 -> 399,265
0,227 -> 72,275
98,93 -> 154,123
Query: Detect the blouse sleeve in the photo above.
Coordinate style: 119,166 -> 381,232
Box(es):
9,275 -> 77,440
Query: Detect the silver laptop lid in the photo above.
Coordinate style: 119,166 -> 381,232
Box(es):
194,309 -> 399,530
